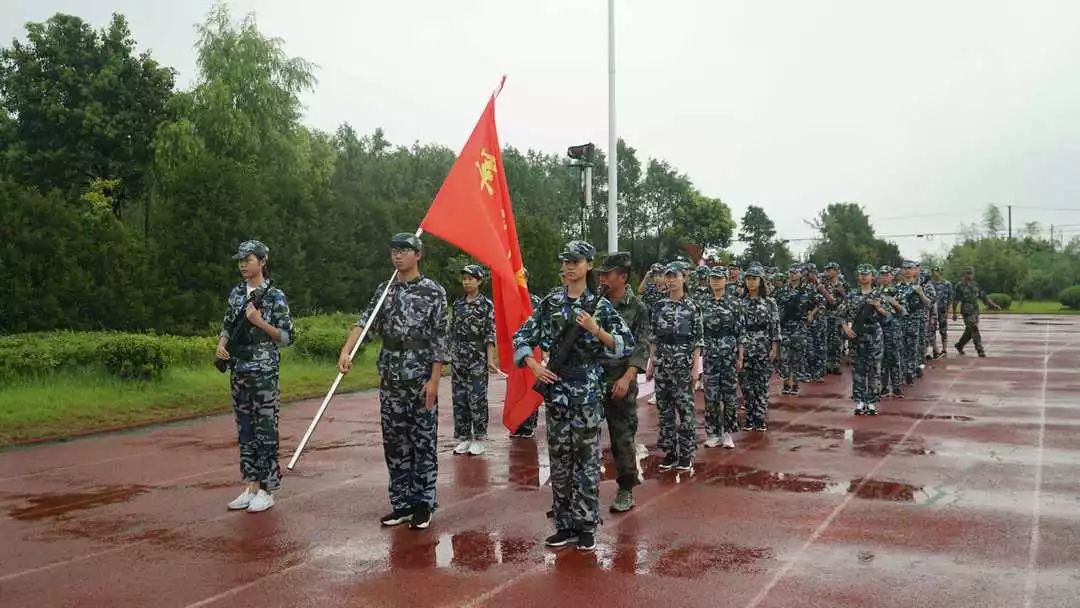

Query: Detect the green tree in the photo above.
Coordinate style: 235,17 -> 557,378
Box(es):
982,204 -> 1005,237
808,202 -> 902,275
738,205 -> 791,267
0,13 -> 175,216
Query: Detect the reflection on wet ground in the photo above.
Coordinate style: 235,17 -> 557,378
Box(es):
384,527 -> 773,577
5,485 -> 150,520
777,424 -> 935,456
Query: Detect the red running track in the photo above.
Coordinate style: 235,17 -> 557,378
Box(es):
1,315 -> 1078,607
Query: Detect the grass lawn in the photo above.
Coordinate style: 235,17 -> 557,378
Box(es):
984,300 -> 1080,315
0,352 -> 379,447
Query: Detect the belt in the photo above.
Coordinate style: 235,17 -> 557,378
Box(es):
745,323 -> 768,332
656,335 -> 692,346
556,364 -> 592,381
704,329 -> 732,338
382,337 -> 431,351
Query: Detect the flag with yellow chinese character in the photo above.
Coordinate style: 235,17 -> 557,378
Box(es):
420,85 -> 543,432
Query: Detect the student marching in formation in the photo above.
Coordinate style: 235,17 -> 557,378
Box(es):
738,265 -> 780,432
700,265 -> 741,449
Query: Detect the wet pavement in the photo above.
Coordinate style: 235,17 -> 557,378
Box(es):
1,315 -> 1078,607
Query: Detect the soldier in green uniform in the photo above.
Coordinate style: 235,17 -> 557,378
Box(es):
930,266 -> 953,359
595,252 -> 650,512
952,266 -> 1000,356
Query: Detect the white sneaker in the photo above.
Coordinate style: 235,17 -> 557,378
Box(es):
703,435 -> 721,448
453,440 -> 471,455
721,433 -> 735,449
647,395 -> 657,405
468,440 -> 485,456
227,490 -> 256,510
246,489 -> 274,513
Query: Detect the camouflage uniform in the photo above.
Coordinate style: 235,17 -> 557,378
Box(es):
739,268 -> 781,430
955,277 -> 993,355
449,275 -> 496,440
800,265 -> 828,381
918,271 -> 936,362
895,271 -> 921,380
222,266 -> 294,494
876,270 -> 905,392
514,291 -> 544,436
700,279 -> 741,437
512,243 -> 634,534
822,264 -> 848,374
843,268 -> 885,409
597,255 -> 650,492
931,274 -> 953,355
772,271 -> 811,391
651,285 -> 704,462
359,265 -> 449,513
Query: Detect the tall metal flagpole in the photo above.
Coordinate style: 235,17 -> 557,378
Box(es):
607,0 -> 619,253
287,228 -> 424,470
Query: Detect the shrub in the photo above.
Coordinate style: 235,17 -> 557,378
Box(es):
97,336 -> 167,381
1060,286 -> 1080,310
987,293 -> 1012,310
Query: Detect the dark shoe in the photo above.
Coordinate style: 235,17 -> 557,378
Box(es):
658,454 -> 677,471
676,457 -> 693,472
892,388 -> 904,399
865,403 -> 878,416
925,353 -> 933,361
409,503 -> 432,529
576,532 -> 597,551
905,374 -> 915,386
932,350 -> 942,359
914,367 -> 923,378
509,428 -> 535,438
813,378 -> 826,384
977,351 -> 987,358
954,343 -> 965,355
545,529 -> 579,547
380,507 -> 413,527
879,387 -> 890,397
610,489 -> 635,513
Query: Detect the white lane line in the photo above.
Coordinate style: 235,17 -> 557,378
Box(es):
742,372 -> 964,608
0,449 -> 164,484
1022,322 -> 1051,608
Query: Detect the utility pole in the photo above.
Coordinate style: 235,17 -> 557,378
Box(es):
1007,205 -> 1012,241
607,0 -> 619,253
1050,224 -> 1055,251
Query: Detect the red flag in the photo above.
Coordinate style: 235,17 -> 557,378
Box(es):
420,84 -> 543,432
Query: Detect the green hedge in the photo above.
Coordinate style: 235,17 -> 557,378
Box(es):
987,293 -> 1012,310
98,336 -> 166,381
1060,286 -> 1080,310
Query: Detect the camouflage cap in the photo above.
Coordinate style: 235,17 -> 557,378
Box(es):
900,260 -> 917,269
744,264 -> 766,278
857,263 -> 876,275
878,265 -> 893,274
728,261 -> 742,270
802,262 -> 818,273
650,262 -> 664,273
390,232 -> 422,251
824,261 -> 840,271
232,239 -> 269,260
557,240 -> 596,262
597,251 -> 632,273
963,266 -> 975,273
788,264 -> 802,274
663,262 -> 686,275
708,265 -> 727,278
695,266 -> 709,279
461,264 -> 486,279
931,265 -> 943,272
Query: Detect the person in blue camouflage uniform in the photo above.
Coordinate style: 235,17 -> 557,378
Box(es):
916,264 -> 936,366
822,262 -> 848,375
726,262 -> 744,298
595,252 -> 651,513
648,262 -> 703,472
511,268 -> 543,439
894,261 -> 927,385
338,233 -> 449,530
700,266 -> 741,449
875,266 -> 907,399
692,265 -> 711,304
638,262 -> 666,407
513,240 -> 634,552
772,264 -> 815,396
930,266 -> 953,359
450,265 -> 498,456
738,265 -> 780,431
842,264 -> 887,415
799,263 -> 829,383
952,266 -> 1000,356
217,240 -> 294,514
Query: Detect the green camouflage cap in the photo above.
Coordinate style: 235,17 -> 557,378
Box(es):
963,266 -> 975,273
744,264 -> 766,278
557,240 -> 596,262
931,265 -> 943,272
390,232 -> 423,250
663,261 -> 688,275
878,265 -> 893,274
650,262 -> 664,273
900,260 -> 916,269
596,251 -> 632,273
824,261 -> 840,270
461,264 -> 486,279
232,239 -> 269,260
802,262 -> 818,273
788,264 -> 802,274
857,263 -> 876,275
708,265 -> 727,278
695,265 -> 708,278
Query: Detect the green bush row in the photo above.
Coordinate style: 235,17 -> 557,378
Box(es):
987,293 -> 1012,310
1060,286 -> 1080,310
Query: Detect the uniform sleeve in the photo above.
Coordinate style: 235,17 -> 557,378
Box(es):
626,301 -> 651,373
598,298 -> 633,358
430,288 -> 450,364
267,289 -> 294,347
356,281 -> 390,334
513,305 -> 545,366
979,286 -> 993,307
485,298 -> 496,346
768,298 -> 782,342
736,301 -> 747,347
220,286 -> 241,339
692,302 -> 705,349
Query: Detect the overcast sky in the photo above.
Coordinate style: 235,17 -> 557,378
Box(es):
5,0 -> 1080,258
